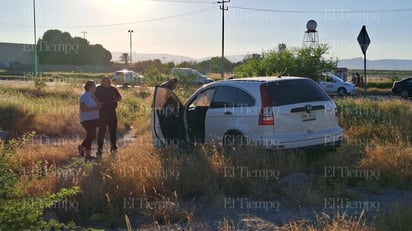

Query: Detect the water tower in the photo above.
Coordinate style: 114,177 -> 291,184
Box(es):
278,43 -> 286,52
303,19 -> 319,47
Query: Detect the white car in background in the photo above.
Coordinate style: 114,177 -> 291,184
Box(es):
112,69 -> 143,85
151,76 -> 344,150
319,72 -> 356,96
171,68 -> 214,85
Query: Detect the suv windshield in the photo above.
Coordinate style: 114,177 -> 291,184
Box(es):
263,79 -> 330,106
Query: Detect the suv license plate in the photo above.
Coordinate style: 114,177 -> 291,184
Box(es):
301,112 -> 316,121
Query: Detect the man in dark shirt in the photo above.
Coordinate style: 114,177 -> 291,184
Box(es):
95,76 -> 122,156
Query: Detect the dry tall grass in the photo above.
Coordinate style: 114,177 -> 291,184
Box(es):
336,97 -> 412,188
2,81 -> 412,229
0,84 -> 82,136
359,144 -> 412,188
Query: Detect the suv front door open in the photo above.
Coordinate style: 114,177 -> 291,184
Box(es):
151,86 -> 185,147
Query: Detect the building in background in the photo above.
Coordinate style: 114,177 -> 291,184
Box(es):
0,42 -> 34,70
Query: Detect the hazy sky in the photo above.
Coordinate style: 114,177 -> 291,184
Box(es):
1,0 -> 412,60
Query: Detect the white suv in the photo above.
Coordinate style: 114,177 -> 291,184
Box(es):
151,76 -> 344,149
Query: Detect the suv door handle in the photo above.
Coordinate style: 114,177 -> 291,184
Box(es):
224,111 -> 232,115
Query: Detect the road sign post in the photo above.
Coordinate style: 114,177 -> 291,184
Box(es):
357,25 -> 370,91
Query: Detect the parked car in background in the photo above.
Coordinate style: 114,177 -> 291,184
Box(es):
151,76 -> 344,149
319,72 -> 356,96
171,68 -> 214,85
391,77 -> 412,98
112,69 -> 143,85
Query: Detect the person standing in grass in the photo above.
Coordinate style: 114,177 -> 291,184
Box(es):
78,80 -> 101,161
95,76 -> 122,157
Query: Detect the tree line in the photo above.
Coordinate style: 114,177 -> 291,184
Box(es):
37,30 -> 111,65
131,44 -> 337,81
36,29 -> 337,79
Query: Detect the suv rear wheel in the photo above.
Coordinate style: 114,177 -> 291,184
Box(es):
401,89 -> 409,98
223,132 -> 245,150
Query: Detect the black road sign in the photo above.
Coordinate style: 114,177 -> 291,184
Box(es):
357,25 -> 370,55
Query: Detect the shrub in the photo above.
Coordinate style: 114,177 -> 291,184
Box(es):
34,76 -> 47,90
0,132 -> 80,230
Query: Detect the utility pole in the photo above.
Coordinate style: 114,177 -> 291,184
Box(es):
81,31 -> 87,39
33,0 -> 38,77
218,0 -> 229,79
128,29 -> 134,66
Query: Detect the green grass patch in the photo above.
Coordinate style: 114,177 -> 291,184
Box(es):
367,81 -> 393,89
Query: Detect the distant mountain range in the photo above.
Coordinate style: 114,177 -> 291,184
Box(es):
111,52 -> 196,64
111,51 -> 412,70
111,51 -> 244,64
337,58 -> 412,70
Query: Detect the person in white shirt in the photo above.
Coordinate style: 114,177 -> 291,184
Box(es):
78,80 -> 101,161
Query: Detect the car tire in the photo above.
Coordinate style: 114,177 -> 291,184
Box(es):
223,132 -> 245,151
337,87 -> 347,96
401,89 -> 409,98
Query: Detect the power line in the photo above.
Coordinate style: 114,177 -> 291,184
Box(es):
148,0 -> 214,4
128,30 -> 133,65
57,7 -> 215,28
0,7 -> 215,29
33,0 -> 38,77
231,6 -> 412,14
4,5 -> 412,29
3,5 -> 412,30
218,0 -> 229,79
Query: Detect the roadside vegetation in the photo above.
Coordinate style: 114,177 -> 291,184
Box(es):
0,77 -> 411,230
0,43 -> 410,230
234,44 -> 336,78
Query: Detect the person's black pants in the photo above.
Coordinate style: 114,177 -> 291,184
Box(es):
81,119 -> 98,151
97,113 -> 118,151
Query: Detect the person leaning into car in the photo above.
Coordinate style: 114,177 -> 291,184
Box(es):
160,77 -> 178,90
158,77 -> 185,145
78,80 -> 101,161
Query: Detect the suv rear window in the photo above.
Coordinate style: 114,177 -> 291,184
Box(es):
210,86 -> 255,108
263,79 -> 330,106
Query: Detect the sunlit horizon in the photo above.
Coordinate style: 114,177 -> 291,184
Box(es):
1,0 -> 412,60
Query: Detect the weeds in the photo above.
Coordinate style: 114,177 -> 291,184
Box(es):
283,211 -> 368,231
0,133 -> 80,230
374,204 -> 412,231
358,144 -> 412,188
1,81 -> 412,229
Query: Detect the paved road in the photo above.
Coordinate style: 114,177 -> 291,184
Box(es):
0,79 -> 151,90
0,79 -> 59,87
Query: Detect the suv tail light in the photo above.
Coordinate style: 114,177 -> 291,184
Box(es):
259,85 -> 274,125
